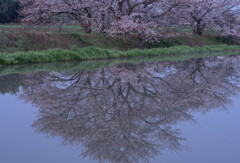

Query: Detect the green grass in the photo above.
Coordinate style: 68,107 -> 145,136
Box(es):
1,50 -> 240,77
0,44 -> 240,65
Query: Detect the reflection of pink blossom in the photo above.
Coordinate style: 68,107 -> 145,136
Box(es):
19,56 -> 240,163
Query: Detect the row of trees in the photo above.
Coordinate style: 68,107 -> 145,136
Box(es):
19,0 -> 240,41
1,0 -> 240,41
0,0 -> 20,23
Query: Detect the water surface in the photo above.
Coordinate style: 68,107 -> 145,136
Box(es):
1,56 -> 240,163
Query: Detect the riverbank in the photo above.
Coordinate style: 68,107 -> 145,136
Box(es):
1,50 -> 240,77
1,25 -> 240,65
1,44 -> 240,65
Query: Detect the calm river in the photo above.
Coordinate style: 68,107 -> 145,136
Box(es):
0,56 -> 240,163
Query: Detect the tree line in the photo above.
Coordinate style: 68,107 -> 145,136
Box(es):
1,0 -> 240,41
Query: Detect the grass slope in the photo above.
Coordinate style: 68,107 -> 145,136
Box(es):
0,25 -> 237,52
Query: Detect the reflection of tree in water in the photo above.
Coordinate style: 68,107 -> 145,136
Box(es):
0,74 -> 23,95
20,56 -> 240,163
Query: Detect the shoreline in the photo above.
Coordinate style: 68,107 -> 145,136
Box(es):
1,44 -> 240,65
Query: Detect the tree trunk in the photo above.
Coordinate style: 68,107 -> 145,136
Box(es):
99,13 -> 106,33
82,9 -> 92,34
193,25 -> 204,36
83,25 -> 92,34
193,23 -> 204,36
196,26 -> 203,36
197,29 -> 203,36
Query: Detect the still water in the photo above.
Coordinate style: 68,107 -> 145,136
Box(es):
0,56 -> 240,163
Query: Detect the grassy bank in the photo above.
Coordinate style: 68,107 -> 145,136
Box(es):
0,25 -> 143,52
1,44 -> 240,65
0,25 -> 240,65
1,50 -> 240,77
0,25 -> 238,52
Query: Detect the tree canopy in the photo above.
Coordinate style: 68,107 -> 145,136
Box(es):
0,0 -> 20,23
17,0 -> 240,40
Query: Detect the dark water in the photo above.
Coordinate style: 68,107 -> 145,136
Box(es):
0,56 -> 240,163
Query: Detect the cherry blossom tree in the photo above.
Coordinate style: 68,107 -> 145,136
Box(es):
19,0 -> 240,39
20,0 -> 100,33
161,0 -> 240,36
104,0 -> 180,41
19,0 -> 178,39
